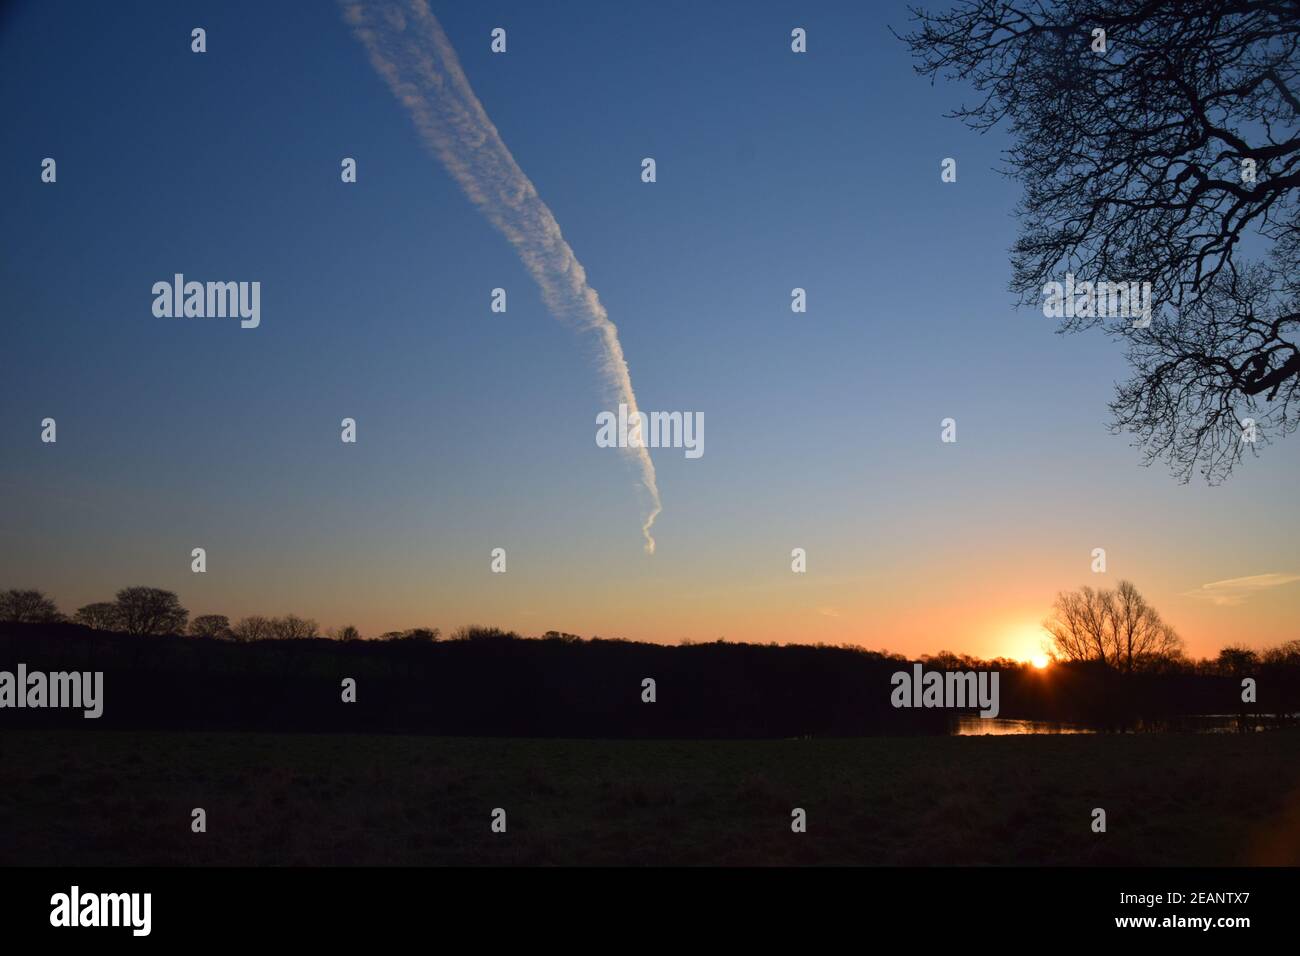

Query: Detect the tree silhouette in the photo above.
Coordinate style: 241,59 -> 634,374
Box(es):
901,0 -> 1300,481
1044,580 -> 1182,671
74,601 -> 121,631
450,625 -> 512,642
267,614 -> 319,640
113,586 -> 188,636
230,615 -> 273,642
377,627 -> 441,641
1263,637 -> 1300,665
0,588 -> 63,623
1217,644 -> 1260,676
190,614 -> 232,639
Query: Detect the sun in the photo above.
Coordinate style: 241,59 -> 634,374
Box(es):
1002,620 -> 1053,668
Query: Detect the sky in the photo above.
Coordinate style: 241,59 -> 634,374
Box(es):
2,0 -> 1297,661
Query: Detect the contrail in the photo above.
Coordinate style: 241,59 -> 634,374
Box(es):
341,0 -> 662,553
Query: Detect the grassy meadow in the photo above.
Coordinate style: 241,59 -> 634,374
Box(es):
2,729 -> 1298,866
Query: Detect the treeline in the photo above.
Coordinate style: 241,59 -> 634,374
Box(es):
0,586 -> 427,643
2,619 -> 1298,738
2,585 -> 1294,678
4,586 -> 1298,737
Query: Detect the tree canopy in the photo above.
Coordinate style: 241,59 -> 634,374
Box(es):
902,0 -> 1300,481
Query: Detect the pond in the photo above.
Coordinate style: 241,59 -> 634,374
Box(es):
951,714 -> 1296,735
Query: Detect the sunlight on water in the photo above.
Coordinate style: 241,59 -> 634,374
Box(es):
953,717 -> 1095,735
953,714 -> 1297,735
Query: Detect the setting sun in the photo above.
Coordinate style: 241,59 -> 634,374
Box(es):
1001,621 -> 1053,667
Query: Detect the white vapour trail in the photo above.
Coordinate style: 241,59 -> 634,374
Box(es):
341,0 -> 662,553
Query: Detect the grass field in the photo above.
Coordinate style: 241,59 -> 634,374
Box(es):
2,729 -> 1298,865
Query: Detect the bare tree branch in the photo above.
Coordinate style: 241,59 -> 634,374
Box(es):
901,0 -> 1300,481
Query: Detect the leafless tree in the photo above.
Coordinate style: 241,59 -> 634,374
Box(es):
268,614 -> 319,640
901,0 -> 1300,481
0,588 -> 64,623
1111,579 -> 1182,671
449,625 -> 512,641
190,614 -> 232,639
74,602 -> 121,631
230,615 -> 274,642
1043,584 -> 1115,665
114,587 -> 188,636
1044,580 -> 1182,671
1262,637 -> 1300,665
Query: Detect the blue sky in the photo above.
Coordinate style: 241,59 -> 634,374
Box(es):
2,0 -> 1297,657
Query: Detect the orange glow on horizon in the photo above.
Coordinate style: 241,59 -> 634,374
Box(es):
999,620 -> 1054,668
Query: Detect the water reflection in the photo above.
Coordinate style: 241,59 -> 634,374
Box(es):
952,714 -> 1295,735
954,717 -> 1094,735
